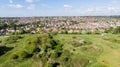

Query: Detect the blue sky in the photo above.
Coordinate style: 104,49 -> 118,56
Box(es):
0,0 -> 120,17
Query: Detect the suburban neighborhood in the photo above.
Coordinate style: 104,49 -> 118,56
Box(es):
0,16 -> 120,35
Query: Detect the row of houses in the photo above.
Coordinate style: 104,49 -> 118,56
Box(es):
0,16 -> 120,35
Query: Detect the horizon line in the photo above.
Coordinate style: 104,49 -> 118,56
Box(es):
1,15 -> 120,17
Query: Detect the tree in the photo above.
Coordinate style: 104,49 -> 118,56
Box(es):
9,22 -> 17,31
113,26 -> 120,34
0,23 -> 8,29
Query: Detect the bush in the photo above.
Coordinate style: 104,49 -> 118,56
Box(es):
50,39 -> 60,49
72,36 -> 77,39
51,51 -> 62,59
103,37 -> 109,40
5,37 -> 16,44
52,62 -> 60,67
81,46 -> 103,56
113,26 -> 120,34
50,39 -> 58,46
54,44 -> 63,51
42,44 -> 47,51
17,29 -> 26,34
60,50 -> 71,62
0,46 -> 13,55
5,36 -> 23,44
103,37 -> 120,43
71,39 -> 92,47
26,43 -> 37,54
9,53 -> 18,59
110,38 -> 120,43
92,29 -> 101,34
40,53 -> 48,65
17,51 -> 29,59
58,50 -> 73,67
44,63 -> 52,67
0,40 -> 2,43
31,37 -> 40,44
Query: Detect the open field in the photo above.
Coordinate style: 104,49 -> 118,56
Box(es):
0,34 -> 120,67
54,34 -> 120,67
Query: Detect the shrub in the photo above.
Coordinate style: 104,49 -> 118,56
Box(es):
60,50 -> 71,62
85,40 -> 92,45
9,53 -> 18,59
52,62 -> 60,67
50,39 -> 60,49
0,46 -> 7,54
0,46 -> 13,55
46,38 -> 51,44
26,43 -> 37,54
40,53 -> 48,65
54,44 -> 63,51
86,31 -> 92,34
71,40 -> 82,47
5,36 -> 23,44
59,50 -> 73,67
42,44 -> 47,51
31,37 -> 40,44
44,63 -> 52,67
93,29 -> 101,34
81,46 -> 103,56
17,29 -> 26,34
50,39 -> 58,46
72,36 -> 77,39
44,62 -> 60,67
110,38 -> 120,43
0,40 -> 2,43
5,36 -> 16,44
103,37 -> 109,40
71,39 -> 92,47
51,51 -> 62,59
113,26 -> 120,34
103,37 -> 120,43
17,50 -> 29,59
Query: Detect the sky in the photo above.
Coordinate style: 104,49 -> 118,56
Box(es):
0,0 -> 120,17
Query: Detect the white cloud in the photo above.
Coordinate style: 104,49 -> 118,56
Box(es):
64,4 -> 73,9
79,6 -> 120,15
41,4 -> 47,7
59,5 -> 120,16
26,0 -> 34,3
25,0 -> 39,3
9,4 -> 24,8
40,4 -> 51,8
9,0 -> 13,3
27,4 -> 35,10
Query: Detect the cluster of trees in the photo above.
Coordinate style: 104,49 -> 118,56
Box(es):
0,22 -> 15,30
0,46 -> 13,56
0,22 -> 28,30
0,23 -> 8,29
59,26 -> 120,35
105,26 -> 120,34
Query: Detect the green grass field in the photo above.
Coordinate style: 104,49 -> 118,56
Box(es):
0,34 -> 120,67
54,34 -> 120,67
